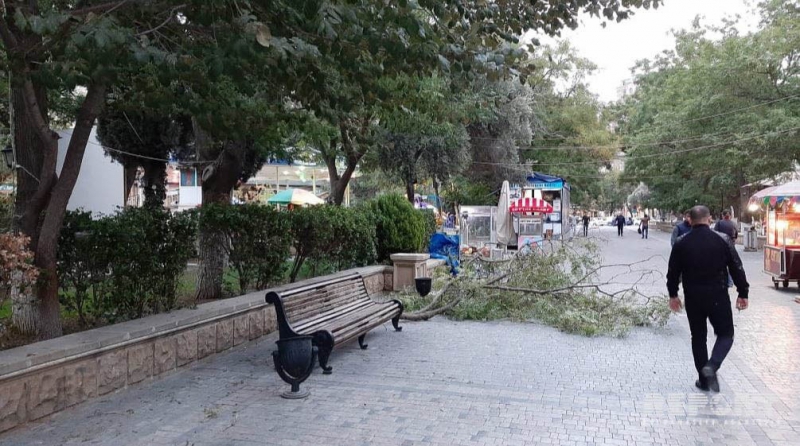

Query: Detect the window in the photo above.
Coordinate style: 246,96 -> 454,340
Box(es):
181,169 -> 197,187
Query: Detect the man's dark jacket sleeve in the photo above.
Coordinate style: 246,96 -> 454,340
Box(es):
666,242 -> 683,297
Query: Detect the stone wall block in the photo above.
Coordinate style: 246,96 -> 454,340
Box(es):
383,272 -> 393,291
249,309 -> 265,340
233,315 -> 249,346
154,337 -> 177,375
176,330 -> 198,367
97,350 -> 127,395
216,319 -> 233,352
63,359 -> 97,408
264,307 -> 277,334
26,369 -> 65,420
197,325 -> 216,359
0,378 -> 27,433
127,343 -> 154,385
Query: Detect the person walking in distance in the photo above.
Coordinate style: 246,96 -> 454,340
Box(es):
714,211 -> 739,287
640,214 -> 651,239
615,213 -> 626,237
671,211 -> 692,246
582,213 -> 590,237
667,205 -> 749,392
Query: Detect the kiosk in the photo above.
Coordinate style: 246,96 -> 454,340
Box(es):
751,181 -> 800,288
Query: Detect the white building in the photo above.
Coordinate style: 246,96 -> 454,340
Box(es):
57,127 -> 124,216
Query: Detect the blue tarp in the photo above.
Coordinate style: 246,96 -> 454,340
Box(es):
429,233 -> 460,275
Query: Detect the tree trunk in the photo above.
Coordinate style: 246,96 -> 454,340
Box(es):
9,74 -> 49,336
141,161 -> 167,209
122,164 -> 137,206
406,181 -> 415,203
195,146 -> 243,300
33,83 -> 107,340
323,152 -> 361,206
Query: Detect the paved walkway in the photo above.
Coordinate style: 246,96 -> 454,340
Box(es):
2,227 -> 800,445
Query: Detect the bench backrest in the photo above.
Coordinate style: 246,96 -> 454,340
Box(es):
279,274 -> 370,325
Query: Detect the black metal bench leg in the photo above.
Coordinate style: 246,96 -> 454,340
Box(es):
392,315 -> 403,332
314,331 -> 334,375
358,334 -> 368,350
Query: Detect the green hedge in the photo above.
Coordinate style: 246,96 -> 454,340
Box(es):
364,194 -> 427,262
289,205 -> 376,282
58,197 -> 433,323
58,208 -> 197,325
198,203 -> 292,292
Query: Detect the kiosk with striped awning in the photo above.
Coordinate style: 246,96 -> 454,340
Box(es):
509,197 -> 554,214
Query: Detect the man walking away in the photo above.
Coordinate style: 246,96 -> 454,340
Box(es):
615,213 -> 626,237
667,205 -> 749,392
582,213 -> 590,237
671,211 -> 692,246
640,214 -> 651,239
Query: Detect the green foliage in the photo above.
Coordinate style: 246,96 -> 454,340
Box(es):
365,194 -> 426,262
420,209 -> 438,251
618,4 -> 800,214
58,208 -> 197,325
198,204 -> 292,293
398,240 -> 671,337
289,205 -> 377,282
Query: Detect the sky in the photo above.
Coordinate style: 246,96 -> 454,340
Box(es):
533,0 -> 759,103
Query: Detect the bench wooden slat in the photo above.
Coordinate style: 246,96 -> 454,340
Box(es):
307,302 -> 399,338
285,287 -> 368,315
286,291 -> 370,324
292,299 -> 376,333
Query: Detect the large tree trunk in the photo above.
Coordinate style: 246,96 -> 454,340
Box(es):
9,77 -> 48,335
323,150 -> 361,206
195,143 -> 243,300
141,160 -> 167,209
406,181 -> 415,204
32,83 -> 107,340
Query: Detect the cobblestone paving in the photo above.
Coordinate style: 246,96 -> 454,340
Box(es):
2,227 -> 799,446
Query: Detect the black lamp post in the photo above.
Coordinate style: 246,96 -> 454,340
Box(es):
2,144 -> 14,169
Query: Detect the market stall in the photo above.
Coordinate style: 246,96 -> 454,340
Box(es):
520,173 -> 571,239
749,181 -> 800,288
509,196 -> 554,247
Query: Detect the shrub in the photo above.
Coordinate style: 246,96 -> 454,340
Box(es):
199,203 -> 292,293
58,211 -> 110,326
58,208 -> 197,324
289,205 -> 376,282
419,208 -> 437,251
366,194 -> 426,262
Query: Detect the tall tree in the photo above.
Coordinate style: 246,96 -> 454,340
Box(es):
619,2 -> 800,214
96,108 -> 193,208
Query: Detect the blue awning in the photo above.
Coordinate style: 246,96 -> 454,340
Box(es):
525,172 -> 569,190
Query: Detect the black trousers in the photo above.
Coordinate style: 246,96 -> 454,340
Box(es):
617,225 -> 624,236
685,291 -> 735,381
583,224 -> 588,236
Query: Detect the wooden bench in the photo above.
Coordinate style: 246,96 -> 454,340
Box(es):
265,273 -> 403,374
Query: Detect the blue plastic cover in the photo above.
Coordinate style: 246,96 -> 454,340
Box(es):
429,233 -> 460,274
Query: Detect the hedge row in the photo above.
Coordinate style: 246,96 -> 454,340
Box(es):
57,194 -> 433,326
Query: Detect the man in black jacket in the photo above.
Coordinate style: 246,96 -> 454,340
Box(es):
667,205 -> 750,392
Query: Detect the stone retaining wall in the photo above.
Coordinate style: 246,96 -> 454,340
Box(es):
0,265 -> 392,434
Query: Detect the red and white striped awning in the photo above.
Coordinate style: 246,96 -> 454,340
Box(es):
509,197 -> 554,214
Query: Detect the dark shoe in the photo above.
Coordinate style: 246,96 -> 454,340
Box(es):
701,365 -> 720,392
695,379 -> 710,391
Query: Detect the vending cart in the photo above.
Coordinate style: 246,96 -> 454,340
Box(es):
752,181 -> 800,288
509,196 -> 553,248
